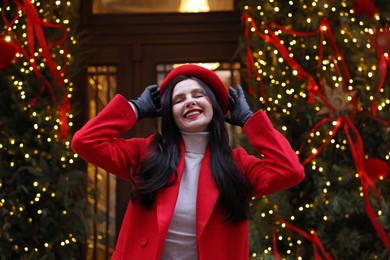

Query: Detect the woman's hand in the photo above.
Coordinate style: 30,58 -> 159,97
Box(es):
130,85 -> 162,120
224,85 -> 253,127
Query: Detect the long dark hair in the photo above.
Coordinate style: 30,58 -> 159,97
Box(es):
130,75 -> 252,221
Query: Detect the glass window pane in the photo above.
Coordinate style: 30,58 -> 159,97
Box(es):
93,0 -> 233,14
86,65 -> 118,260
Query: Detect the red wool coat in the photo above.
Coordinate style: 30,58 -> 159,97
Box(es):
71,94 -> 305,260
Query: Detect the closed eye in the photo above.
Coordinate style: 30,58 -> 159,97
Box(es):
193,90 -> 206,98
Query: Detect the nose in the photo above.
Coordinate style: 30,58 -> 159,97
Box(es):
185,99 -> 196,108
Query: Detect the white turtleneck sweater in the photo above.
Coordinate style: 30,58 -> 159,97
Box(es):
160,131 -> 210,260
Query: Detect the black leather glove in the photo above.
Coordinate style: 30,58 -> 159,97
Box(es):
225,85 -> 253,127
129,85 -> 161,120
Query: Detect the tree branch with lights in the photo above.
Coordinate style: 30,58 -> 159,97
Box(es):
0,0 -> 87,258
239,0 -> 390,258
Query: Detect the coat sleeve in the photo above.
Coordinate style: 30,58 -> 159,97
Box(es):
71,94 -> 151,181
233,110 -> 305,196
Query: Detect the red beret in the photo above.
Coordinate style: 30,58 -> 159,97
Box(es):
160,64 -> 228,114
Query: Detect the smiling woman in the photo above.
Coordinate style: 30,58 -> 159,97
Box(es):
72,63 -> 304,259
92,0 -> 234,14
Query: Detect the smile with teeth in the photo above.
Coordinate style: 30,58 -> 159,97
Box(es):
184,109 -> 202,119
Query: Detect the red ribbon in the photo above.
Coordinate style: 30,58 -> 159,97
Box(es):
272,228 -> 280,260
363,111 -> 390,129
373,53 -> 388,115
241,13 -> 320,104
353,0 -> 378,18
343,117 -> 390,251
371,36 -> 388,115
269,18 -> 356,111
59,94 -> 70,139
277,218 -> 333,260
1,1 -> 20,33
242,14 -> 274,112
299,116 -> 390,251
246,15 -> 359,112
298,117 -> 340,165
7,0 -> 70,139
320,20 -> 352,90
242,14 -> 262,97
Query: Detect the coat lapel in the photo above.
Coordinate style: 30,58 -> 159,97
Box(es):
196,148 -> 219,239
156,141 -> 185,254
155,144 -> 220,253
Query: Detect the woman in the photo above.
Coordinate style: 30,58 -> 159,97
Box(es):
71,64 -> 305,260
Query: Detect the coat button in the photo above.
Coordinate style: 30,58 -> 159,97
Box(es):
139,237 -> 148,247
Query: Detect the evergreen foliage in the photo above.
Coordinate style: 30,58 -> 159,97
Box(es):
0,1 -> 87,259
237,0 -> 390,258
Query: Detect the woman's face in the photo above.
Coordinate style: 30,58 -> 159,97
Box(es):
171,79 -> 213,132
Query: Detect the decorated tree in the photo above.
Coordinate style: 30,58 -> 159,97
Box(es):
238,0 -> 390,258
0,0 -> 87,259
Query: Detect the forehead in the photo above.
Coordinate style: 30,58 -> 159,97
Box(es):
172,79 -> 204,97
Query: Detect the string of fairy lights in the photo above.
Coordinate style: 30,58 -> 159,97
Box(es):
243,0 -> 389,258
1,0 -> 81,254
